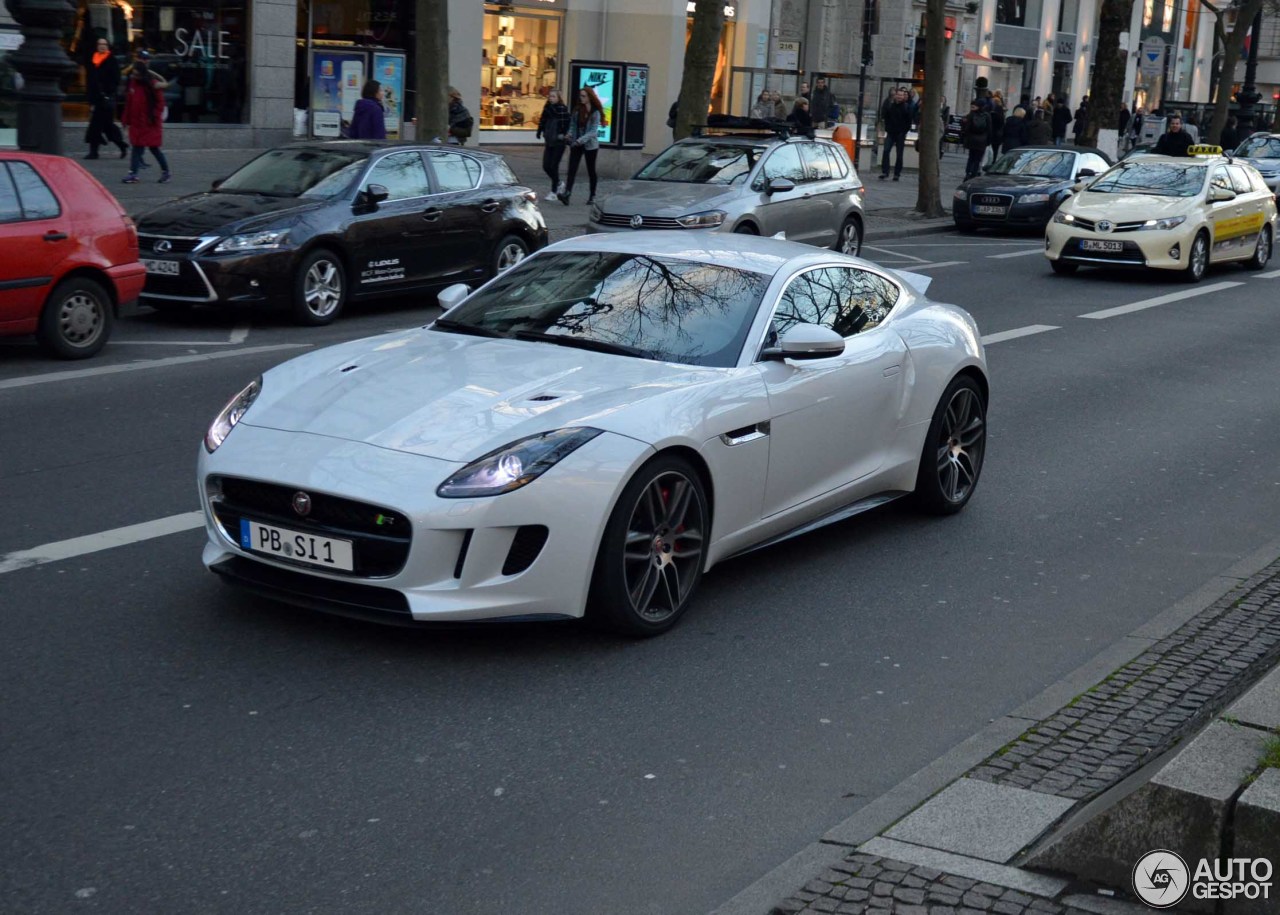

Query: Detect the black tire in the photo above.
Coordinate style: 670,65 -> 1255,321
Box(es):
1181,230 -> 1209,283
732,223 -> 759,235
492,234 -> 530,277
912,375 -> 987,515
834,216 -> 863,256
954,219 -> 977,234
588,454 -> 709,637
146,300 -> 193,317
292,248 -> 346,326
1049,259 -> 1078,275
1242,225 -> 1272,271
36,277 -> 113,359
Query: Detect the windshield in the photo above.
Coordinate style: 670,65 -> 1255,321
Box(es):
1086,161 -> 1206,197
217,148 -> 367,198
440,252 -> 771,367
988,149 -> 1075,178
635,141 -> 767,185
1236,136 -> 1280,159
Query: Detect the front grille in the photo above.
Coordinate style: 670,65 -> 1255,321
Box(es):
597,213 -> 684,229
141,263 -> 213,299
139,234 -> 207,255
970,193 -> 1013,207
209,475 -> 412,578
1070,216 -> 1098,231
502,525 -> 548,576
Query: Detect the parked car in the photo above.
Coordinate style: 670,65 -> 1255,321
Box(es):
135,142 -> 548,325
0,151 -> 144,358
588,128 -> 866,255
953,145 -> 1113,231
1045,153 -> 1277,281
198,232 -> 987,635
1232,132 -> 1280,199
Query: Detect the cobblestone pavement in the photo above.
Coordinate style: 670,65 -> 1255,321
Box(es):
767,559 -> 1280,914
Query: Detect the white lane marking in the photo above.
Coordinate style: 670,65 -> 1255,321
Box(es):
230,323 -> 251,344
109,340 -> 248,346
981,324 -> 1060,345
864,244 -> 930,263
911,260 -> 966,270
0,344 -> 310,391
987,248 -> 1045,259
1253,268 -> 1280,279
1078,281 -> 1244,320
0,512 -> 204,576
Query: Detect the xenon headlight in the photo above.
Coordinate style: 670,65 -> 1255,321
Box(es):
205,377 -> 262,453
1052,211 -> 1076,224
214,229 -> 290,253
954,189 -> 968,201
437,427 -> 604,498
1021,193 -> 1051,204
1139,215 -> 1186,231
675,210 -> 726,229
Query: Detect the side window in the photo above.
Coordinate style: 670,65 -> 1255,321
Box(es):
1210,168 -> 1232,193
760,145 -> 805,185
430,153 -> 482,192
799,143 -> 833,181
366,151 -> 431,200
0,165 -> 21,223
772,267 -> 901,341
1226,165 -> 1253,195
9,162 -> 60,220
824,145 -> 850,179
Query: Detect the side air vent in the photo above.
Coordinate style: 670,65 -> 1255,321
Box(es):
502,525 -> 548,576
453,529 -> 473,579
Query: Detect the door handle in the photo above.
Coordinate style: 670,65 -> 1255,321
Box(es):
480,199 -> 501,213
43,231 -> 68,241
422,208 -> 443,221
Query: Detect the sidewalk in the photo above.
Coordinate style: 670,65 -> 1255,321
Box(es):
74,140 -> 963,244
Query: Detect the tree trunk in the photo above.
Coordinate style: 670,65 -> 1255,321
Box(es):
1206,0 -> 1263,145
914,0 -> 947,218
1081,0 -> 1134,159
414,0 -> 450,143
675,0 -> 725,140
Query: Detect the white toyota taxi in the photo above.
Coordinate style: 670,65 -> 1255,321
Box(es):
1045,146 -> 1277,281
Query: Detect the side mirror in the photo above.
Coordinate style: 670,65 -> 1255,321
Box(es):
762,323 -> 845,361
1075,168 -> 1097,180
211,177 -> 225,190
765,177 -> 796,195
436,283 -> 470,313
362,183 -> 390,207
1209,185 -> 1236,203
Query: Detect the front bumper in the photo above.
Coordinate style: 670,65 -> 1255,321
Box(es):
1044,220 -> 1196,271
141,247 -> 295,306
199,423 -> 654,624
954,197 -> 1057,227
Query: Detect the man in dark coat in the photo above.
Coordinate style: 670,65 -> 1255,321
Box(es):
1002,106 -> 1030,152
1072,98 -> 1089,145
1051,99 -> 1073,146
1219,116 -> 1241,152
1154,114 -> 1194,156
810,77 -> 835,129
1027,108 -> 1053,146
879,87 -> 913,180
84,36 -> 128,159
961,101 -> 991,180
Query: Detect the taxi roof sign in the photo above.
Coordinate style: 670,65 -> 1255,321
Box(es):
1188,144 -> 1224,157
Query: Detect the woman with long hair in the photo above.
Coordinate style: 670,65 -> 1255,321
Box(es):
750,90 -> 772,120
558,86 -> 603,206
83,36 -> 128,159
348,79 -> 387,139
535,89 -> 571,199
120,60 -> 170,183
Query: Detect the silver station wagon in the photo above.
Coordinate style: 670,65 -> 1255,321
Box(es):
588,130 -> 866,255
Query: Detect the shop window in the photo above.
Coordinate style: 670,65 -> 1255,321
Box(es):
481,6 -> 562,131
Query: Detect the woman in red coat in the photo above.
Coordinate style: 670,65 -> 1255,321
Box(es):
121,60 -> 171,183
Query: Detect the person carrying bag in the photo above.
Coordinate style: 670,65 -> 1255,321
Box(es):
448,88 -> 474,145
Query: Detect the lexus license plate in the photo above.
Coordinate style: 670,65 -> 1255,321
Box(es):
973,205 -> 1006,215
142,258 -> 180,275
239,519 -> 355,571
1080,240 -> 1124,253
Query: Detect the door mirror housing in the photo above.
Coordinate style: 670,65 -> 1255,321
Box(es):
211,177 -> 226,190
362,183 -> 390,207
762,323 -> 845,360
1075,168 -> 1097,180
436,283 -> 470,313
765,177 -> 796,195
1209,185 -> 1236,203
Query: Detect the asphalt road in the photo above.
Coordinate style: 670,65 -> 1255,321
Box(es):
3,236 -> 1280,915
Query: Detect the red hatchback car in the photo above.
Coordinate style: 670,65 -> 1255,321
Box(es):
0,151 -> 145,358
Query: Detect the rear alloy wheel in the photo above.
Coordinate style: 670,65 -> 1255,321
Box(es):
1243,225 -> 1272,271
912,375 -> 986,515
492,235 -> 529,276
293,248 -> 346,326
590,455 -> 708,637
1181,231 -> 1209,283
1050,259 -> 1078,275
835,216 -> 863,256
37,277 -> 113,359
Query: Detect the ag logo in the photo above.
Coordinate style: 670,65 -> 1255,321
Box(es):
1132,849 -> 1189,908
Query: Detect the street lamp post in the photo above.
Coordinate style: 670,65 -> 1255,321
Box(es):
4,0 -> 77,154
1235,8 -> 1263,137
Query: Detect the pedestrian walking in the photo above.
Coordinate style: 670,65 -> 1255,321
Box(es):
347,79 -> 387,139
1072,98 -> 1089,145
535,89 -> 571,200
83,36 -> 128,160
961,100 -> 991,180
786,97 -> 814,138
1051,98 -> 1072,146
558,86 -> 603,206
1002,106 -> 1029,152
1026,107 -> 1052,146
988,95 -> 1006,164
770,90 -> 787,120
120,60 -> 170,183
879,87 -> 912,180
810,77 -> 835,129
1118,103 -> 1131,140
1154,114 -> 1194,157
447,88 -> 474,145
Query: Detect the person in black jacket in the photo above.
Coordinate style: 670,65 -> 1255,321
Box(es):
1154,114 -> 1194,156
535,89 -> 571,200
83,36 -> 128,159
879,87 -> 913,180
1072,98 -> 1089,145
1051,99 -> 1073,146
1219,115 -> 1241,153
1002,106 -> 1029,152
786,97 -> 814,138
961,101 -> 991,179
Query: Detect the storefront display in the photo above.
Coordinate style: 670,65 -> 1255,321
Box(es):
480,4 -> 562,132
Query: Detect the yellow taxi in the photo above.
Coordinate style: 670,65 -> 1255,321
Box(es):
1045,146 -> 1277,281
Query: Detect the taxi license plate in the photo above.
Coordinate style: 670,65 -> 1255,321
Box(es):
973,205 -> 1006,215
239,519 -> 355,571
142,258 -> 180,275
1081,240 -> 1124,253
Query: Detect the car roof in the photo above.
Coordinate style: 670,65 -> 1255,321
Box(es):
1009,144 -> 1112,158
276,140 -> 507,160
677,134 -> 831,148
546,230 -> 856,275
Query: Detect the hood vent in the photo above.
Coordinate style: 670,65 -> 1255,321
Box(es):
528,394 -> 560,402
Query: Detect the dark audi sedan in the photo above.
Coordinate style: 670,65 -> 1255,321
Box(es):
952,145 -> 1113,232
135,142 -> 548,325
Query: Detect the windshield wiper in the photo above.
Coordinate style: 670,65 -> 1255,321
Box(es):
513,329 -> 646,358
432,317 -> 505,338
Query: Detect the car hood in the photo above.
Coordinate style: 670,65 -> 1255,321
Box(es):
242,329 -> 726,462
1065,191 -> 1194,220
964,174 -> 1067,194
1238,156 -> 1280,175
596,181 -> 737,216
137,192 -> 324,236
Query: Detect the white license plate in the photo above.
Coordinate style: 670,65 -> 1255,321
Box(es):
142,258 -> 181,275
1081,239 -> 1124,253
973,205 -> 1006,215
239,519 -> 354,571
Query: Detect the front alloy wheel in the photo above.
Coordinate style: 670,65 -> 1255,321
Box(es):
1182,231 -> 1209,283
293,248 -> 346,326
913,376 -> 986,515
835,217 -> 863,256
492,234 -> 529,275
